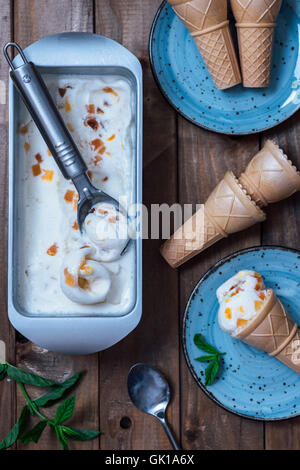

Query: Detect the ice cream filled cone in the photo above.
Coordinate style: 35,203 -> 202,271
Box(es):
160,171 -> 265,268
217,271 -> 300,375
168,0 -> 241,89
231,0 -> 282,87
236,290 -> 300,374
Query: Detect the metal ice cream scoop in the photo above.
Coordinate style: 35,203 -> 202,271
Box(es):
3,42 -> 127,234
127,364 -> 181,450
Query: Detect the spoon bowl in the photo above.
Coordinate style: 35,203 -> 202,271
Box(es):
127,364 -> 180,450
73,173 -> 122,233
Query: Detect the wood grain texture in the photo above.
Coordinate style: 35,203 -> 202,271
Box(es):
0,0 -> 299,452
178,121 -> 265,450
14,0 -> 94,45
95,0 -> 180,450
0,0 -> 17,449
262,116 -> 300,450
13,0 -> 100,450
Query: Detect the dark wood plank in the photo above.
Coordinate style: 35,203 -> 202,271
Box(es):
261,115 -> 300,450
178,121 -> 265,449
13,0 -> 99,450
0,0 -> 17,449
96,0 -> 180,450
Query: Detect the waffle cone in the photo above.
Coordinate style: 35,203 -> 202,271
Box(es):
160,205 -> 225,269
231,0 -> 282,87
160,172 -> 265,268
168,0 -> 241,89
239,140 -> 300,207
235,289 -> 300,374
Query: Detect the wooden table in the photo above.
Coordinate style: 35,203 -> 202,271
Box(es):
0,0 -> 299,451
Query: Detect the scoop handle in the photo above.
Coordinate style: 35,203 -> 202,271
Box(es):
4,42 -> 87,180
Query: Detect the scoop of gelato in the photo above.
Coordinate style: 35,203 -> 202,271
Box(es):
60,246 -> 111,305
217,270 -> 267,335
84,202 -> 128,261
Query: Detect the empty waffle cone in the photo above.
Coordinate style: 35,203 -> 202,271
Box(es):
160,171 -> 265,268
231,0 -> 282,87
161,141 -> 300,268
234,289 -> 300,374
239,140 -> 300,207
168,0 -> 241,89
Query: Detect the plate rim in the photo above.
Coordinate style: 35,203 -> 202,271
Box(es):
149,0 -> 300,136
182,245 -> 300,422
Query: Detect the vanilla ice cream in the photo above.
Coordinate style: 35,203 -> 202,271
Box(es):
84,202 -> 129,262
16,74 -> 135,315
217,271 -> 267,334
60,246 -> 111,305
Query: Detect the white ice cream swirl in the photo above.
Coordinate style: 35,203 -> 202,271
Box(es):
217,270 -> 268,335
60,246 -> 111,305
84,202 -> 129,262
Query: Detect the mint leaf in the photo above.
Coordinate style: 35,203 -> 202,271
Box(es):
54,426 -> 69,450
194,334 -> 220,355
195,355 -> 216,363
0,406 -> 29,450
62,427 -> 101,441
55,396 -> 75,425
6,364 -> 58,387
34,371 -> 83,408
0,364 -> 7,381
20,420 -> 47,444
194,334 -> 226,387
204,357 -> 220,386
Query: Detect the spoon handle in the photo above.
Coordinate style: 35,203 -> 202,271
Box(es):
158,417 -> 181,451
4,42 -> 87,181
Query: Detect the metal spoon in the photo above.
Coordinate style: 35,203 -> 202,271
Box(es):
127,363 -> 181,450
3,42 -> 128,235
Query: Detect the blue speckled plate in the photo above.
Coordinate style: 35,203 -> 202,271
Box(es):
149,1 -> 300,135
183,246 -> 300,420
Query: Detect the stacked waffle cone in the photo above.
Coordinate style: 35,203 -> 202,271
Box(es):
231,0 -> 282,87
235,289 -> 300,374
161,141 -> 300,268
239,140 -> 300,207
168,0 -> 241,89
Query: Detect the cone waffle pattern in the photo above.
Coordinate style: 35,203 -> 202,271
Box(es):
169,0 -> 241,89
231,0 -> 282,87
237,290 -> 300,374
205,172 -> 265,235
160,205 -> 224,268
237,26 -> 274,87
160,141 -> 300,269
230,0 -> 282,24
171,0 -> 228,32
241,297 -> 296,354
194,27 -> 241,89
279,330 -> 300,373
239,140 -> 300,207
160,172 -> 265,268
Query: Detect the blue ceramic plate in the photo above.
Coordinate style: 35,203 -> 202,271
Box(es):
149,1 -> 300,135
183,246 -> 300,420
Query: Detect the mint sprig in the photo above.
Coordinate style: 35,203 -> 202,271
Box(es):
194,334 -> 226,386
0,363 -> 100,450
